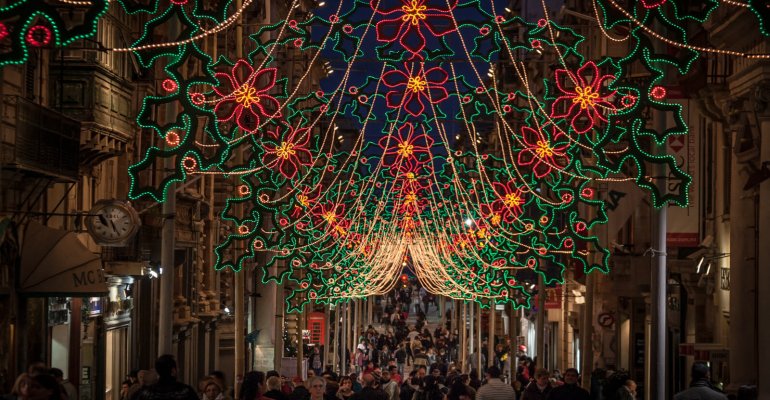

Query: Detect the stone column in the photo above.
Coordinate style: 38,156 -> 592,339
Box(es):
726,102 -> 758,392
753,84 -> 770,397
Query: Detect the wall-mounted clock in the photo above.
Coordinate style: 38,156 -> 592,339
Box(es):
85,200 -> 141,246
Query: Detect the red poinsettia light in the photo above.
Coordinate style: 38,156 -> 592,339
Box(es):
372,0 -> 458,57
517,126 -> 570,178
392,167 -> 430,194
312,202 -> 348,237
291,185 -> 323,218
378,123 -> 434,170
262,126 -> 312,179
382,63 -> 448,116
397,190 -> 423,215
551,61 -> 616,134
490,181 -> 526,224
213,59 -> 281,132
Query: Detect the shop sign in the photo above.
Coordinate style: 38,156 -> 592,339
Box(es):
720,268 -> 730,291
597,312 -> 615,328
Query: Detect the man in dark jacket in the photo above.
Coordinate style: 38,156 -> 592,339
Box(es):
350,373 -> 388,400
546,368 -> 589,400
673,363 -> 727,400
521,368 -> 552,400
134,355 -> 199,400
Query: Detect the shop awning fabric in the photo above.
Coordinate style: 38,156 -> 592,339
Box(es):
19,221 -> 107,296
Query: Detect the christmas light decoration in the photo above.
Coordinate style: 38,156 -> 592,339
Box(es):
9,0 -> 769,311
0,0 -> 108,66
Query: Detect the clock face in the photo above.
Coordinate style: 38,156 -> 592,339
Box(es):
86,201 -> 140,245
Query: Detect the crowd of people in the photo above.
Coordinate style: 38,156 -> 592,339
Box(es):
0,284 -> 744,400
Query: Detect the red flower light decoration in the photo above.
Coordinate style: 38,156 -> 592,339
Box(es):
312,203 -> 349,237
551,61 -> 616,134
489,181 -> 526,224
517,126 -> 570,178
262,126 -> 313,179
372,0 -> 458,57
382,63 -> 449,116
378,123 -> 435,170
213,59 -> 281,132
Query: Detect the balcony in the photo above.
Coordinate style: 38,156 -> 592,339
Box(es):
0,96 -> 80,181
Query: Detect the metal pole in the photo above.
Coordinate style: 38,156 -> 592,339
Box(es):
332,307 -> 338,374
469,300 -> 474,372
650,118 -> 668,400
476,303 -> 482,373
460,301 -> 467,370
158,16 -> 179,357
488,306 -> 496,372
536,273 -> 546,369
581,273 -> 594,385
234,1 -> 245,394
649,20 -> 668,400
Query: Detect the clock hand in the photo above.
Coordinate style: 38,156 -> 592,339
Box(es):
109,219 -> 119,234
98,214 -> 109,227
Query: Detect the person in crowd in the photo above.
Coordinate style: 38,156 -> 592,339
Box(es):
307,376 -> 333,400
264,377 -> 287,400
6,373 -> 31,400
349,374 -> 386,400
134,355 -> 198,400
336,376 -> 355,400
446,380 -> 472,400
547,368 -> 589,400
476,366 -> 515,400
47,369 -> 77,400
120,379 -> 133,400
241,371 -> 274,400
380,370 -> 399,400
288,378 -> 308,400
202,380 -> 225,400
128,370 -> 158,400
309,347 -> 324,377
520,368 -> 551,400
26,374 -> 61,400
616,379 -> 637,400
673,362 -> 727,400
387,366 -> 402,385
126,371 -> 146,400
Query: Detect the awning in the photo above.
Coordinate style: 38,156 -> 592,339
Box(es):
19,221 -> 108,296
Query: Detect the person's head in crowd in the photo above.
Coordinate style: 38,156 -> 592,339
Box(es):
430,367 -> 441,378
128,369 -> 140,384
381,370 -> 391,383
47,368 -> 64,383
240,371 -> 266,400
563,368 -> 579,385
27,362 -> 47,377
692,362 -> 710,382
266,376 -> 282,392
339,376 -> 353,392
27,373 -> 62,400
485,366 -> 502,380
307,376 -> 326,399
121,379 -> 133,397
155,354 -> 180,381
291,376 -> 304,388
534,368 -> 550,387
416,366 -> 427,379
307,370 -> 316,379
11,373 -> 31,398
138,370 -> 158,386
203,379 -> 223,400
266,370 -> 280,379
361,373 -> 377,388
447,381 -> 472,400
